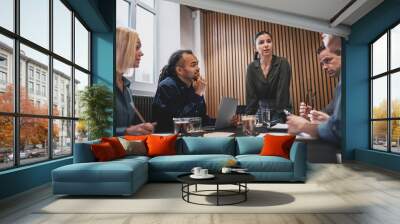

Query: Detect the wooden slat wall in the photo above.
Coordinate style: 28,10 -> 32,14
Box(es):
202,11 -> 339,117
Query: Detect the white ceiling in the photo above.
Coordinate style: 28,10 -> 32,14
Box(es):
223,0 -> 352,24
180,0 -> 384,37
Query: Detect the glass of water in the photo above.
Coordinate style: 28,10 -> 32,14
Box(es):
173,118 -> 191,135
188,117 -> 202,133
241,115 -> 256,135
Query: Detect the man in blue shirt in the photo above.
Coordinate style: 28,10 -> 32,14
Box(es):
152,50 -> 215,133
287,44 -> 341,145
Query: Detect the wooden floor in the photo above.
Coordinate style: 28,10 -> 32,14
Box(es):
1,162 -> 400,224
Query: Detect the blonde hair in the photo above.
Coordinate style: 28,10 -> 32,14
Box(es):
116,26 -> 139,74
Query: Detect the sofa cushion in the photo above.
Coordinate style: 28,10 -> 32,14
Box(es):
101,137 -> 127,158
147,134 -> 178,157
235,137 -> 263,155
74,140 -> 100,163
52,158 -> 147,183
118,137 -> 147,156
236,155 -> 293,172
91,142 -> 118,162
180,137 -> 235,155
260,134 -> 296,159
124,135 -> 148,141
148,154 -> 235,172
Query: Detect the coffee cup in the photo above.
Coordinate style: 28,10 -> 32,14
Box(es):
221,167 -> 232,174
199,169 -> 208,176
191,167 -> 202,176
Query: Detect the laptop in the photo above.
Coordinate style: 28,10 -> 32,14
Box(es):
204,97 -> 238,131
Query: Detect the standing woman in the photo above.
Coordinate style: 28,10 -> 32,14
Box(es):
245,31 -> 292,122
116,27 -> 155,135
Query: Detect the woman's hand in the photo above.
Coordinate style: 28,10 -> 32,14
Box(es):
125,122 -> 157,135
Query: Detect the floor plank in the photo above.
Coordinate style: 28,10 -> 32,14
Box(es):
1,162 -> 400,224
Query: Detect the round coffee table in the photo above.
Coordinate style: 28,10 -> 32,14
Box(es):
177,173 -> 255,206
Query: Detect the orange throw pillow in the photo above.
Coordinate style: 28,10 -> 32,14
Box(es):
124,135 -> 148,141
101,137 -> 126,158
146,134 -> 178,157
91,142 -> 117,162
259,134 -> 296,159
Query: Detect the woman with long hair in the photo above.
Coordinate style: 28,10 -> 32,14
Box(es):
245,31 -> 292,122
116,26 -> 155,135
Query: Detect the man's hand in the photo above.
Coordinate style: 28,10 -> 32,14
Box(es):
299,102 -> 312,119
286,115 -> 319,137
309,110 -> 330,124
125,122 -> 157,135
193,77 -> 207,96
286,115 -> 310,135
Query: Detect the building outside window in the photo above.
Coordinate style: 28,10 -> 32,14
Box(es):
0,0 -> 91,170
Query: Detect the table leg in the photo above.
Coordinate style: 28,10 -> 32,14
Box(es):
217,184 -> 219,206
245,183 -> 247,201
195,184 -> 198,192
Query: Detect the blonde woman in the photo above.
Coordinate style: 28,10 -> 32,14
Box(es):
116,27 -> 155,135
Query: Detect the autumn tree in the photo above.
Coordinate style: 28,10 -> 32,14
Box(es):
372,99 -> 400,143
0,84 -> 60,152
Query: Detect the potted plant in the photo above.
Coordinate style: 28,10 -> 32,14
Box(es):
79,84 -> 113,140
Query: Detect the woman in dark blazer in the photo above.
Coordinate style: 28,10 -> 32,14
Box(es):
245,31 -> 292,122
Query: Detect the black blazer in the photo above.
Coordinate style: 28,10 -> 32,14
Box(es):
245,55 -> 292,115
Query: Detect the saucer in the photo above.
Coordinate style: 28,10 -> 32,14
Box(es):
190,174 -> 215,179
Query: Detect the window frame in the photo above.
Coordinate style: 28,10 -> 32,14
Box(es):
369,20 -> 400,154
0,0 -> 92,171
117,0 -> 158,96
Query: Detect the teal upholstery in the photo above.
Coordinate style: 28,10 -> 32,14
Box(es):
235,137 -> 263,155
52,136 -> 307,195
236,155 -> 293,172
149,154 -> 234,172
179,137 -> 235,155
73,140 -> 100,163
52,158 -> 148,195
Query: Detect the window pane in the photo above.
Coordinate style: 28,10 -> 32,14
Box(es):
140,0 -> 154,8
0,0 -> 14,31
135,6 -> 154,83
75,120 -> 88,143
20,117 -> 49,165
0,35 -> 14,113
75,18 -> 89,70
372,33 -> 387,76
20,44 -> 49,115
372,77 -> 387,119
20,0 -> 49,49
74,69 -> 89,118
0,116 -> 13,170
117,0 -> 130,27
372,121 -> 388,151
391,24 -> 400,70
53,119 -> 72,158
53,0 -> 72,60
392,120 -> 400,153
53,59 -> 72,117
391,72 -> 400,118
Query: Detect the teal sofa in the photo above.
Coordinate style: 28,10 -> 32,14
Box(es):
52,137 -> 307,196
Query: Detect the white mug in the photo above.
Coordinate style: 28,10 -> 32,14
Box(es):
200,169 -> 208,176
191,167 -> 202,176
221,167 -> 232,174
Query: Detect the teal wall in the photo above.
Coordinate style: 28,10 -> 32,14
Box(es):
344,0 -> 400,170
0,0 -> 115,200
